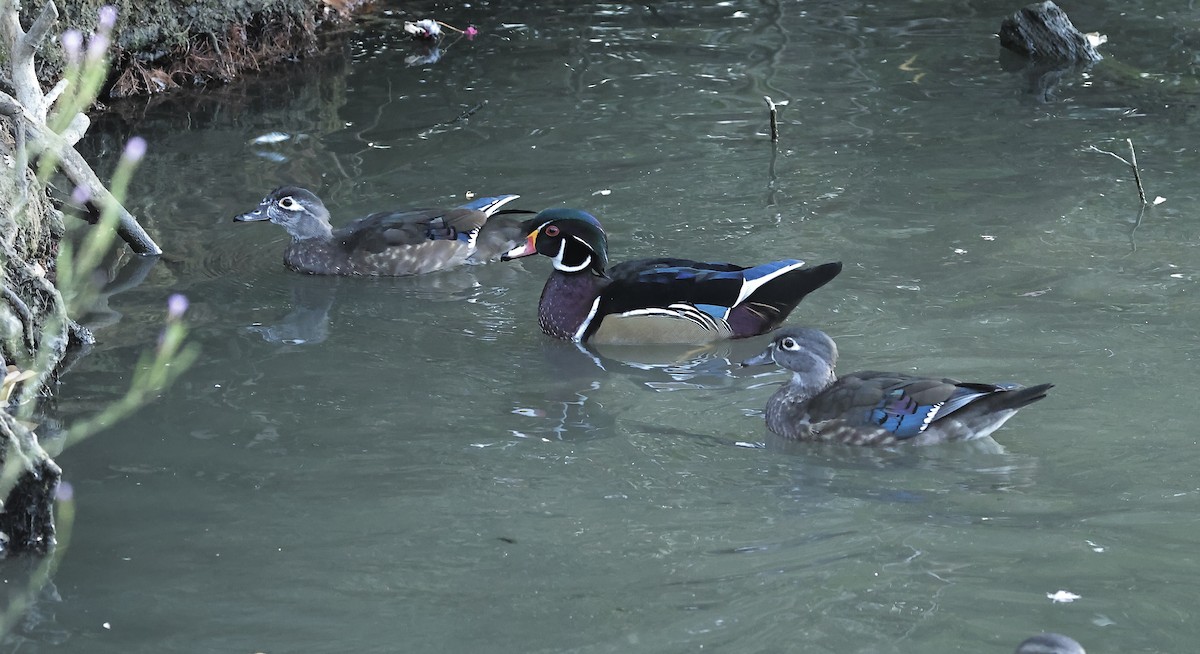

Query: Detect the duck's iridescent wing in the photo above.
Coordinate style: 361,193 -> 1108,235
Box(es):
334,195 -> 521,253
808,372 -> 1018,440
588,258 -> 840,342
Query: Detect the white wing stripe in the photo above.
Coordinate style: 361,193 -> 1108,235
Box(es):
480,194 -> 521,215
573,297 -> 602,341
618,304 -> 724,332
732,260 -> 806,308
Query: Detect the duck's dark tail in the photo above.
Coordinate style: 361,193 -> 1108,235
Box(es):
992,383 -> 1054,412
730,261 -> 843,336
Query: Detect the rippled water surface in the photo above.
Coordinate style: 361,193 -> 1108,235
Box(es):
14,1 -> 1200,652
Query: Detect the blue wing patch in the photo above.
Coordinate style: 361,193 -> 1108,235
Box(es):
869,389 -> 941,439
694,303 -> 728,319
634,266 -> 750,284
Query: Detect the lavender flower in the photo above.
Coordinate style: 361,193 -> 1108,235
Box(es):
86,33 -> 110,62
56,481 -> 75,502
167,294 -> 189,320
122,136 -> 147,164
61,29 -> 83,64
98,5 -> 118,32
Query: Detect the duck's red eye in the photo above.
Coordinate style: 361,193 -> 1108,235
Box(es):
544,224 -> 560,237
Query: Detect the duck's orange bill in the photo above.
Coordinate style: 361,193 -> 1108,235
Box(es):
501,230 -> 539,260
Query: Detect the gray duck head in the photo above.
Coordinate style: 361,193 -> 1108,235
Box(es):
1014,633 -> 1085,654
234,186 -> 334,241
741,327 -> 839,384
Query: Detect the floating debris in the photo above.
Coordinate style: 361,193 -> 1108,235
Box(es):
250,132 -> 291,145
1047,589 -> 1081,603
404,19 -> 479,41
404,18 -> 441,39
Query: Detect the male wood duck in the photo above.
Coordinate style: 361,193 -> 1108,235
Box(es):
499,209 -> 843,345
234,186 -> 529,276
1015,634 -> 1085,654
741,327 -> 1053,445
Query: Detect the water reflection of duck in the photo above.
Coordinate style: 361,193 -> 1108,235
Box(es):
742,327 -> 1053,446
233,186 -> 530,276
500,209 -> 842,345
587,341 -> 743,392
247,279 -> 338,346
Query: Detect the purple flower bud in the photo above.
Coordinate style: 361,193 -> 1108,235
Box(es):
98,5 -> 118,32
86,33 -> 109,62
61,29 -> 83,63
167,293 -> 189,320
71,184 -> 91,206
122,136 -> 147,163
56,481 -> 75,502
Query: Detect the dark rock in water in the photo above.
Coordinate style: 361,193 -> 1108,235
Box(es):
999,1 -> 1102,63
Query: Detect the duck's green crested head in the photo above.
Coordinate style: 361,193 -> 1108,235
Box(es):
501,208 -> 609,275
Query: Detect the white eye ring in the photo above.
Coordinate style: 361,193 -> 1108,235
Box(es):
279,197 -> 298,210
780,337 -> 798,350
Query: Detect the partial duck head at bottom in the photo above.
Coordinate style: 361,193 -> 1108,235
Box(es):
1015,633 -> 1085,654
234,186 -> 333,241
500,208 -> 609,275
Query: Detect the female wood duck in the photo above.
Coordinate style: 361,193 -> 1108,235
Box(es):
741,327 -> 1053,445
234,186 -> 529,276
500,208 -> 843,345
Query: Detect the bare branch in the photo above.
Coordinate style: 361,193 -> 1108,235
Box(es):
764,95 -> 779,143
43,78 -> 67,109
1,0 -> 59,121
1125,138 -> 1147,207
1,90 -> 163,255
1086,141 -> 1148,207
19,0 -> 58,60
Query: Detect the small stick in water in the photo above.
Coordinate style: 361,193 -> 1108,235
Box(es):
1086,139 -> 1148,206
763,95 -> 788,143
1125,138 -> 1147,207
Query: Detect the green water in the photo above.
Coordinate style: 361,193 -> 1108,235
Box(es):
13,1 -> 1200,652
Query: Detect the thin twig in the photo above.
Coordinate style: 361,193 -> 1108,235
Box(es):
419,100 -> 487,138
1085,140 -> 1147,207
435,20 -> 467,34
1125,138 -> 1147,206
764,95 -> 779,142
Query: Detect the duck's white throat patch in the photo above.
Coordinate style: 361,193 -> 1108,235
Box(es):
551,237 -> 592,273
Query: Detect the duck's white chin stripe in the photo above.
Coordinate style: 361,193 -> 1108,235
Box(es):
552,240 -> 592,273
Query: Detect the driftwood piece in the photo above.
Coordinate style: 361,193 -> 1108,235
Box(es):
1,0 -> 162,256
0,0 -> 59,121
999,1 -> 1102,63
